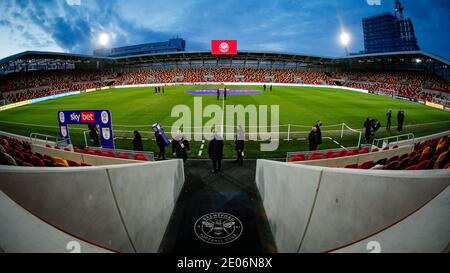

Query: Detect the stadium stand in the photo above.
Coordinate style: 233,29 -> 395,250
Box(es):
342,135 -> 450,170
1,68 -> 448,104
0,135 -> 88,167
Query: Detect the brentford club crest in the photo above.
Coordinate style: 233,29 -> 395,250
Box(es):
194,212 -> 243,245
219,42 -> 229,53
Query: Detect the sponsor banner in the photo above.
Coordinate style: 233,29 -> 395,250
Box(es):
58,109 -> 114,149
152,123 -> 171,147
0,100 -> 32,112
426,101 -> 445,110
211,40 -> 237,55
31,91 -> 81,103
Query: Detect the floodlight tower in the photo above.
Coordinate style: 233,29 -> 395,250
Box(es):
394,0 -> 404,19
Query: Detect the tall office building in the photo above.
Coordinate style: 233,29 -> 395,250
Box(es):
363,1 -> 419,54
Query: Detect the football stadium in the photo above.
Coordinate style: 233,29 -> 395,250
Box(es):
0,0 -> 449,259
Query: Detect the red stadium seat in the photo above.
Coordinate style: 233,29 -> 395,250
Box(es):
359,148 -> 370,154
397,158 -> 411,170
338,150 -> 348,157
371,148 -> 379,152
309,154 -> 322,161
309,152 -> 321,159
399,153 -> 409,161
135,154 -> 148,161
384,161 -> 399,170
64,147 -> 71,152
66,160 -> 80,167
392,145 -> 399,149
45,144 -> 52,148
358,161 -> 374,169
386,155 -> 399,164
31,155 -> 45,167
289,154 -> 305,162
415,160 -> 430,170
344,163 -> 359,169
382,146 -> 390,151
80,162 -> 92,166
118,153 -> 129,159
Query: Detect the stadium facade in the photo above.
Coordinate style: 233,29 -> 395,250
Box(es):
93,38 -> 186,57
1,50 -> 448,83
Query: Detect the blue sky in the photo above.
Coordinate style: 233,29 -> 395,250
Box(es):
0,0 -> 449,60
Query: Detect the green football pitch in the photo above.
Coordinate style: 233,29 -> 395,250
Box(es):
0,84 -> 449,159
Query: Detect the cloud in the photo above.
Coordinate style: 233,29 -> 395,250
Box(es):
0,0 -> 449,60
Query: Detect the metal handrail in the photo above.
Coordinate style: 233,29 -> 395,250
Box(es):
372,133 -> 415,148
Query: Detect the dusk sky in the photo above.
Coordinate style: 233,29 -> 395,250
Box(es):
0,0 -> 449,60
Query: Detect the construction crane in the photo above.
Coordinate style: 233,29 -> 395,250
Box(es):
394,0 -> 404,19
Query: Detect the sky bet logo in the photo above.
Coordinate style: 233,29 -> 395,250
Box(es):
70,112 -> 95,123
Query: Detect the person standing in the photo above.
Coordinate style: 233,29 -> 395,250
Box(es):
397,108 -> 405,132
386,109 -> 392,131
89,125 -> 100,147
132,130 -> 144,151
308,127 -> 319,151
162,86 -> 165,95
364,117 -> 372,143
155,129 -> 166,160
224,87 -> 227,101
263,84 -> 267,92
270,84 -> 273,92
208,129 -> 224,174
154,86 -> 157,94
216,88 -> 220,101
314,120 -> 323,147
172,130 -> 190,163
234,125 -> 245,166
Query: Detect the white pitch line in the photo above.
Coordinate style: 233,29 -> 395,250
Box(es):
220,97 -> 225,137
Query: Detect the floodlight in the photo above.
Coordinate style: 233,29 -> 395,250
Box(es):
340,32 -> 350,46
98,33 -> 110,47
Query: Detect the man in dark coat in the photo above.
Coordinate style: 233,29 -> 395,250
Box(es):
386,109 -> 392,131
172,130 -> 190,163
397,108 -> 405,132
314,120 -> 323,146
155,130 -> 166,160
216,88 -> 220,101
89,125 -> 100,147
224,87 -> 227,100
263,84 -> 266,92
364,117 -> 372,143
308,127 -> 319,151
132,130 -> 144,151
234,125 -> 245,166
208,130 -> 224,173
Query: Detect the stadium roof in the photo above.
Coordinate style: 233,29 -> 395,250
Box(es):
1,49 -> 448,69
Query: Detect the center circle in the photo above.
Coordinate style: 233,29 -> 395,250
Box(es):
194,212 -> 243,245
186,88 -> 261,95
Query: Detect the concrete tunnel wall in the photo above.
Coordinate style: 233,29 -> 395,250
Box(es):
0,191 -> 112,253
332,187 -> 450,253
255,159 -> 450,253
0,159 -> 185,253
